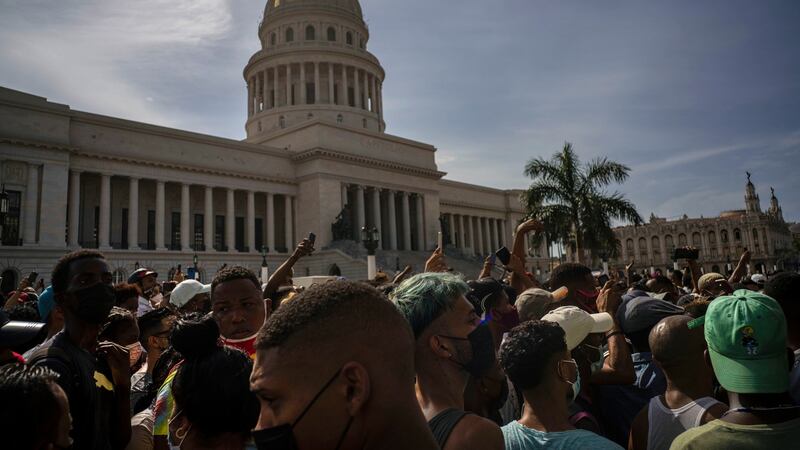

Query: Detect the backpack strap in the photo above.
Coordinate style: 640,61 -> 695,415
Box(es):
27,345 -> 82,394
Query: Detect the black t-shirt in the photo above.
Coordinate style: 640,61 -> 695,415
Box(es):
30,331 -> 116,450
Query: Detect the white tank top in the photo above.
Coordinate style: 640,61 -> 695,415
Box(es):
647,395 -> 721,450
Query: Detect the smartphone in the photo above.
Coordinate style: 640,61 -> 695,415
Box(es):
27,272 -> 38,284
437,231 -> 443,250
495,247 -> 511,266
308,232 -> 316,245
673,248 -> 699,260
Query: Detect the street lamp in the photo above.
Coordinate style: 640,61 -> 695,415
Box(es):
0,185 -> 8,243
361,226 -> 380,280
193,254 -> 199,280
134,261 -> 140,270
260,246 -> 269,283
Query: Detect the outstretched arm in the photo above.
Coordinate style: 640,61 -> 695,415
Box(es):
263,239 -> 314,300
3,278 -> 29,310
728,249 -> 750,284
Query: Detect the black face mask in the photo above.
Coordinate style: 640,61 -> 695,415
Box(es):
69,283 -> 115,325
252,367 -> 354,450
439,322 -> 496,378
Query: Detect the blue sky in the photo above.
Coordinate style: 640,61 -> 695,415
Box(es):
1,0 -> 798,222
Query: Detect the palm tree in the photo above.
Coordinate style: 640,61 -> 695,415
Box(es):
523,142 -> 642,265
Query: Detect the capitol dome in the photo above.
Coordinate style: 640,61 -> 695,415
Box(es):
264,0 -> 364,21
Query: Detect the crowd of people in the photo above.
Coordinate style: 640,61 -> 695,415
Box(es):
0,219 -> 798,449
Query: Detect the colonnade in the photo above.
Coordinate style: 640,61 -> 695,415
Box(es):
441,213 -> 508,257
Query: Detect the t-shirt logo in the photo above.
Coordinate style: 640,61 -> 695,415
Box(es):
94,371 -> 114,391
740,326 -> 759,355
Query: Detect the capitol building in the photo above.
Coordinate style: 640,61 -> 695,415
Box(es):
0,0 -> 543,290
612,174 -> 793,275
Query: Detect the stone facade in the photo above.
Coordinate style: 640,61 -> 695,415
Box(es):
0,0 -> 540,291
612,176 -> 793,274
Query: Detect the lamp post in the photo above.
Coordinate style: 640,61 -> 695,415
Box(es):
260,246 -> 269,283
134,261 -> 140,271
193,253 -> 199,280
361,226 -> 380,280
600,252 -> 609,275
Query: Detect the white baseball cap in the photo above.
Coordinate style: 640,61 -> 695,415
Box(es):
169,280 -> 211,308
750,273 -> 766,286
541,306 -> 614,350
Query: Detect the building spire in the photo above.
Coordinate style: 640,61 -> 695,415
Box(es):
768,186 -> 784,221
744,172 -> 761,214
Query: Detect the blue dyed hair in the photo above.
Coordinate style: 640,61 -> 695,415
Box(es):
390,272 -> 469,339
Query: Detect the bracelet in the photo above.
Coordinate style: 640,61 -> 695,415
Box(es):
605,330 -> 624,339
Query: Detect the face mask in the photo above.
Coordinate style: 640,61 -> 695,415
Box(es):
439,323 -> 496,378
575,289 -> 599,313
69,283 -> 115,325
126,342 -> 144,368
252,367 -> 353,450
558,359 -> 580,403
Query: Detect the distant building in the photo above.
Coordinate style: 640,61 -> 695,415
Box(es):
612,173 -> 793,274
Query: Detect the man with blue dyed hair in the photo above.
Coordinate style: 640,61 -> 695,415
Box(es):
391,272 -> 504,450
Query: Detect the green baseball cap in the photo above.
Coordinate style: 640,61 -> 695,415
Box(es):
704,289 -> 788,394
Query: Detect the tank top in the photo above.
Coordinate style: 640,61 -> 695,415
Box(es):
647,395 -> 721,450
428,408 -> 471,448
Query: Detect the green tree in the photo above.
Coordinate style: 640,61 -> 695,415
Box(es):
523,142 -> 642,265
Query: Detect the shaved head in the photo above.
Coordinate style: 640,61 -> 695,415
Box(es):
649,315 -> 705,373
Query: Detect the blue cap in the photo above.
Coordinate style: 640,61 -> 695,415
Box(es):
37,286 -> 55,321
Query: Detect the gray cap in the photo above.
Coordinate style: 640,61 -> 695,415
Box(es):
616,296 -> 684,334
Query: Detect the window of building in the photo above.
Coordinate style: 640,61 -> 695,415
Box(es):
327,27 -> 336,41
359,38 -> 364,49
147,210 -> 155,249
638,237 -> 647,258
306,83 -> 315,104
1,190 -> 21,246
721,230 -> 728,243
333,84 -> 339,104
651,236 -> 660,256
692,232 -> 702,248
665,235 -> 674,255
235,217 -> 245,252
337,114 -> 343,124
120,208 -> 128,249
362,118 -> 367,128
255,218 -> 264,252
626,238 -> 634,254
270,32 -> 276,46
286,27 -> 294,42
305,25 -> 315,40
346,31 -> 353,45
215,215 -> 225,251
734,229 -> 741,241
193,214 -> 204,250
348,87 -> 354,106
171,212 -> 181,250
678,233 -> 687,246
279,116 -> 286,128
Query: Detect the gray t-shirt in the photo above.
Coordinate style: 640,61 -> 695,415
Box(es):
501,420 -> 623,450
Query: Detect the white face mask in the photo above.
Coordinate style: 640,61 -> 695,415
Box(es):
125,342 -> 143,368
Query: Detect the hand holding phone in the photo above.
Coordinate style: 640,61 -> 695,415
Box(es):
308,232 -> 316,245
27,272 -> 38,285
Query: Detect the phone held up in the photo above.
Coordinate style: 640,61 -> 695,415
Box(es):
673,248 -> 699,260
495,247 -> 511,266
27,271 -> 38,285
308,232 -> 316,245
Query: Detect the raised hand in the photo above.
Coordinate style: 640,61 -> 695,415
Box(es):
424,247 -> 447,273
516,218 -> 544,235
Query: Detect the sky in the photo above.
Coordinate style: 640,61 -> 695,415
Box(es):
1,0 -> 798,223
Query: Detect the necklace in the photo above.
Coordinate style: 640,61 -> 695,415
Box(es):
722,405 -> 800,417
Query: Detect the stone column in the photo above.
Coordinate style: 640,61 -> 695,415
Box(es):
354,68 -> 361,109
204,186 -> 214,251
286,64 -> 292,106
370,74 -> 377,112
474,217 -> 483,255
98,173 -> 111,249
466,215 -> 475,256
371,188 -> 382,250
284,195 -> 293,253
155,181 -> 166,250
180,183 -> 190,251
225,189 -> 235,252
377,81 -> 384,120
363,71 -> 369,111
387,190 -> 397,250
354,185 -> 365,234
128,177 -> 140,250
23,164 -> 39,245
247,191 -> 256,253
328,63 -> 335,104
266,193 -> 275,252
314,62 -> 321,104
341,64 -> 348,106
401,192 -> 411,251
68,170 -> 81,247
247,77 -> 254,116
457,215 -> 465,249
273,67 -> 279,107
415,194 -> 425,250
299,63 -> 306,104
341,183 -> 348,207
